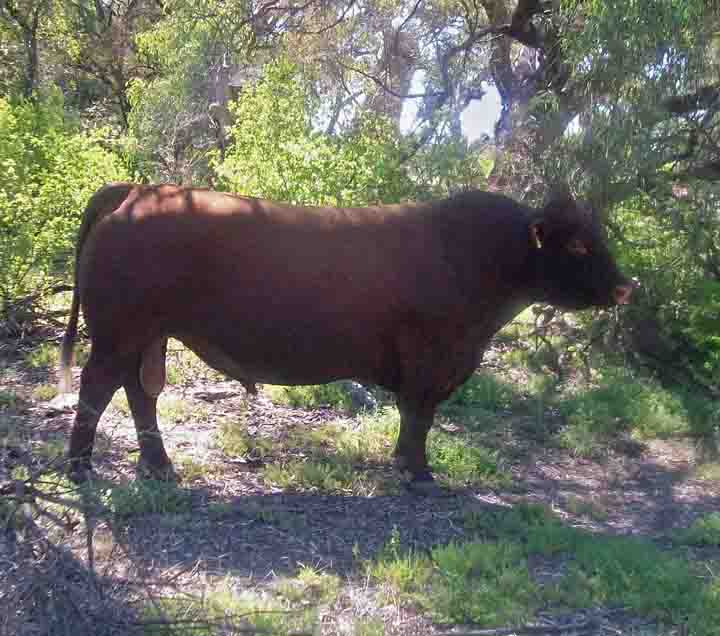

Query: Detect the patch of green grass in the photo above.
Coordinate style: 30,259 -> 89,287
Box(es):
216,418 -> 273,459
565,495 -> 609,522
429,430 -> 508,487
366,527 -> 433,599
557,537 -> 702,624
332,407 -> 398,464
442,372 -> 519,412
106,480 -> 192,519
263,459 -> 367,494
695,462 -> 720,481
177,456 -> 211,482
430,540 -> 539,626
265,382 -> 353,411
143,583 -> 317,635
32,383 -> 58,401
111,392 -> 130,416
459,503 -> 720,633
207,502 -> 234,519
0,389 -> 18,409
34,437 -> 65,461
558,373 -> 692,457
164,344 -> 216,387
157,395 -> 209,424
367,526 -> 537,626
260,409 -> 401,495
353,617 -> 386,636
275,565 -> 341,605
25,343 -> 59,369
673,513 -> 720,547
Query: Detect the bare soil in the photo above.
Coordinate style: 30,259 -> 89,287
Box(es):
2,336 -> 719,636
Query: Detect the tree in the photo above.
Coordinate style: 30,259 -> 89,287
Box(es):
0,0 -> 51,98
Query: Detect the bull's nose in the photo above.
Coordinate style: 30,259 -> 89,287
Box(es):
613,283 -> 633,305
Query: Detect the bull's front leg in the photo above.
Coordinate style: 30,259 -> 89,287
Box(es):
393,397 -> 439,492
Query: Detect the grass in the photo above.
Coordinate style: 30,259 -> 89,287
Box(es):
177,456 -> 212,482
111,391 -> 210,425
442,371 -> 520,413
565,495 -> 609,521
0,389 -> 18,409
106,479 -> 193,520
365,503 -> 720,633
164,343 -> 226,387
216,405 -> 507,494
274,564 -> 341,605
216,417 -> 273,459
365,526 -> 433,600
557,372 -> 692,457
25,342 -> 59,369
264,382 -> 353,411
143,586 -> 317,636
32,382 -> 58,401
157,395 -> 210,424
695,462 -> 720,481
428,430 -> 508,487
672,513 -> 720,547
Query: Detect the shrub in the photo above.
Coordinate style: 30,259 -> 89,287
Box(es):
0,91 -> 127,308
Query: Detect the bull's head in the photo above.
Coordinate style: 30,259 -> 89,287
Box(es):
528,185 -> 633,309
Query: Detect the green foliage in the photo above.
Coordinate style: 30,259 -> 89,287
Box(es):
458,503 -> 720,633
0,91 -> 127,305
265,382 -> 353,411
673,513 -> 720,547
0,390 -> 18,409
430,541 -> 538,626
31,383 -> 58,402
443,372 -> 518,412
24,342 -> 59,369
411,136 -> 492,198
216,418 -> 272,459
558,372 -> 691,456
366,526 -> 433,597
428,431 -> 507,487
106,480 -> 192,519
215,58 -> 414,205
143,583 -> 317,636
275,565 -> 341,606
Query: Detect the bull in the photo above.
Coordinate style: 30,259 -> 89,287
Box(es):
60,183 -> 632,489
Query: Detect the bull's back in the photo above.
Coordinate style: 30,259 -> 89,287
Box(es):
78,186 -> 459,380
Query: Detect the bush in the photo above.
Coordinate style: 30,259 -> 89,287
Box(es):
0,91 -> 127,307
214,58 -> 414,206
558,372 -> 691,456
443,372 -> 518,412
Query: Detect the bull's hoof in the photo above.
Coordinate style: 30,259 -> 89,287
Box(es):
405,471 -> 446,496
67,457 -> 95,484
136,457 -> 178,483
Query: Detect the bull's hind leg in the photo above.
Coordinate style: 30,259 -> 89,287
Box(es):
67,350 -> 127,482
126,339 -> 176,481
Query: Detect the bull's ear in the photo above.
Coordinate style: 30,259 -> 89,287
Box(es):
544,183 -> 574,209
543,183 -> 589,227
545,183 -> 575,207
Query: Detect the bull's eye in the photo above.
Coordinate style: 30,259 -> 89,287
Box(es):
567,239 -> 589,256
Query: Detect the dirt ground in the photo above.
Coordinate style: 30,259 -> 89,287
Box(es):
2,336 -> 719,636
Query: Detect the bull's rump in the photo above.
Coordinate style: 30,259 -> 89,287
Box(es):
77,186 -> 459,384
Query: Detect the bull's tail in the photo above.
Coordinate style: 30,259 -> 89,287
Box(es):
57,182 -> 135,394
58,286 -> 79,393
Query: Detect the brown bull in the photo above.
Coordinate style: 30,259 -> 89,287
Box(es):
60,183 -> 632,488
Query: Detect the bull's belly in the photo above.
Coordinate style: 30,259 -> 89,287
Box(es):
175,330 -> 382,386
